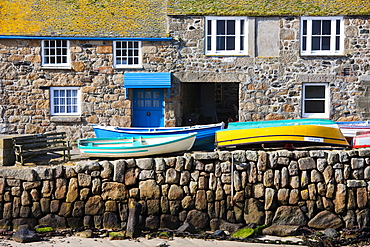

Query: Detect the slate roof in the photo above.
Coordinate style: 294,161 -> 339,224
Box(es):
0,0 -> 168,37
168,0 -> 370,16
0,0 -> 369,37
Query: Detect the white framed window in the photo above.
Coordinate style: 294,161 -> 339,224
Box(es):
301,16 -> 344,56
302,83 -> 330,118
113,41 -> 142,68
41,40 -> 70,67
50,87 -> 81,116
205,16 -> 248,56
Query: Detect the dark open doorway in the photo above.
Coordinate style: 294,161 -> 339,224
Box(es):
182,82 -> 239,126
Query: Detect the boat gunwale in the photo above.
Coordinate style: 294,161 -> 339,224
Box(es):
216,134 -> 349,147
78,133 -> 197,150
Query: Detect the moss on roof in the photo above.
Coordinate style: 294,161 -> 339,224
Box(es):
167,0 -> 370,16
0,0 -> 168,37
0,0 -> 369,37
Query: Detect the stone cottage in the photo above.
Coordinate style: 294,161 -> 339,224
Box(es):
0,0 -> 369,140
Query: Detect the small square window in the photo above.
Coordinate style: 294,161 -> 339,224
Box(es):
205,17 -> 248,56
300,17 -> 344,56
50,87 -> 80,115
114,41 -> 142,68
302,83 -> 329,118
42,40 -> 70,67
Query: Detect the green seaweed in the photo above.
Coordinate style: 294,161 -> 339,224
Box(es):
35,227 -> 54,233
231,228 -> 255,238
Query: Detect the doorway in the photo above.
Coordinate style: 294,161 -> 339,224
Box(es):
182,82 -> 239,126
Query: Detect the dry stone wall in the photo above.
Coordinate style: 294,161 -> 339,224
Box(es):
1,148 -> 370,232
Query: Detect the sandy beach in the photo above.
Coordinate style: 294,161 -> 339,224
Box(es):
0,235 -> 306,247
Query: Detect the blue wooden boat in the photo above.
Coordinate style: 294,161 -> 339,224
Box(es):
78,133 -> 197,158
93,122 -> 224,151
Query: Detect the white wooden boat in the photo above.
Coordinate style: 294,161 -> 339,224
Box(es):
352,131 -> 370,148
93,122 -> 224,151
336,121 -> 370,138
78,133 -> 197,158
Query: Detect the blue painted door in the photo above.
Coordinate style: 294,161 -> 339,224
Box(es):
132,89 -> 164,127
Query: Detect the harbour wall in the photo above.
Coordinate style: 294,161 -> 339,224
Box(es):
1,148 -> 370,232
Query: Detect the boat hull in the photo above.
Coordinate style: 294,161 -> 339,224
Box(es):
93,123 -> 224,151
78,133 -> 197,158
216,124 -> 349,148
352,132 -> 370,148
336,121 -> 370,138
228,118 -> 338,129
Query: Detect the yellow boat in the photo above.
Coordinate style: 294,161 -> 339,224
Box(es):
216,123 -> 349,149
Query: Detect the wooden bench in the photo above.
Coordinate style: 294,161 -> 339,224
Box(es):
13,132 -> 71,165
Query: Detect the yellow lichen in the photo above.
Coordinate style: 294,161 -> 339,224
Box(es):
1,0 -> 369,37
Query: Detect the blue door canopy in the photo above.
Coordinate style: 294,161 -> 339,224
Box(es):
124,72 -> 171,89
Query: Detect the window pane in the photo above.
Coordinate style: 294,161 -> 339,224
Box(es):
312,37 -> 321,50
322,37 -> 331,50
335,36 -> 340,50
240,20 -> 244,35
153,100 -> 160,107
322,20 -> 331,35
302,37 -> 307,51
207,37 -> 212,51
303,20 -> 307,35
226,20 -> 235,35
312,20 -> 321,35
137,92 -> 144,99
138,100 -> 144,107
216,36 -> 225,50
240,36 -> 244,50
336,20 -> 340,35
207,20 -> 212,35
145,92 -> 151,99
226,37 -> 235,50
145,100 -> 152,107
305,100 -> 325,113
305,86 -> 325,98
153,92 -> 160,99
217,20 -> 225,35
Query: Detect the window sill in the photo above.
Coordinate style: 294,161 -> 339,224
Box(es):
300,53 -> 345,57
205,54 -> 250,57
41,66 -> 72,70
51,116 -> 82,123
114,65 -> 143,69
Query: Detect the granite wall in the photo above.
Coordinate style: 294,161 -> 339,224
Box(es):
1,148 -> 370,232
1,16 -> 370,140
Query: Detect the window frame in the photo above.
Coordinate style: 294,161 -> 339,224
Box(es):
41,40 -> 71,68
50,87 -> 81,116
302,83 -> 330,118
113,40 -> 142,68
205,16 -> 248,56
300,16 -> 344,56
